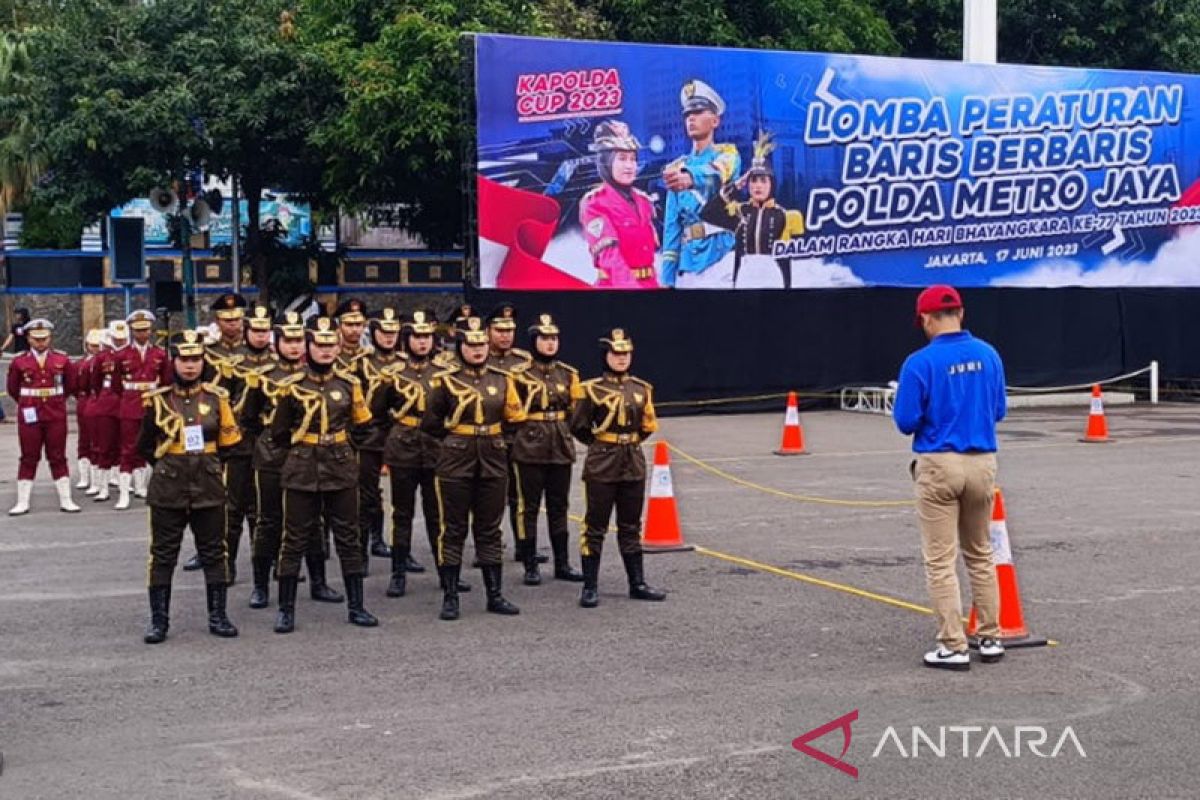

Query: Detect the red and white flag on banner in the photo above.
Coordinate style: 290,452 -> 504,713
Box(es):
477,176 -> 590,289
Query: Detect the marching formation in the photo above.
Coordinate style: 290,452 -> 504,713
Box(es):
5,297 -> 667,643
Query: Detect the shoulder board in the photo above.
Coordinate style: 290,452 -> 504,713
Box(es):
557,362 -> 579,374
433,367 -> 459,378
631,377 -> 654,391
53,349 -> 68,356
202,382 -> 230,398
334,366 -> 362,385
632,188 -> 654,202
510,348 -> 532,360
145,385 -> 173,399
582,185 -> 604,202
714,143 -> 738,155
278,372 -> 306,387
486,365 -> 515,377
580,377 -> 602,388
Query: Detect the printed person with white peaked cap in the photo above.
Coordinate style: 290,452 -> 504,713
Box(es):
660,78 -> 741,288
7,318 -> 81,515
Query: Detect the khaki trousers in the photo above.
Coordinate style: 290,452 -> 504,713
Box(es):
914,452 -> 1001,651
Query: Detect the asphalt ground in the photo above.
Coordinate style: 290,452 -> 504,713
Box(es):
1,402 -> 1198,799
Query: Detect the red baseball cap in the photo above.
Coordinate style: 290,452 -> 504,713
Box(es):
915,284 -> 962,325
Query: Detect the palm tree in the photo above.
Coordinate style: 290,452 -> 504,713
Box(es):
0,32 -> 43,219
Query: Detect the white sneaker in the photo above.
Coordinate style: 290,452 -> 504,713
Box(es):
923,646 -> 970,671
978,637 -> 1005,664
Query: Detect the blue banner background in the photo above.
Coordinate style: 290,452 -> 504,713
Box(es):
474,34 -> 1200,289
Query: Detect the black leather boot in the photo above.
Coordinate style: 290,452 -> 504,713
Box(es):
370,513 -> 392,558
345,575 -> 378,627
306,551 -> 344,603
438,565 -> 460,621
144,585 -> 171,644
386,547 -> 408,598
182,553 -> 202,571
206,583 -> 239,637
519,541 -> 541,586
550,531 -> 583,582
274,576 -> 297,634
622,551 -> 666,601
580,553 -> 601,608
482,565 -> 520,615
248,557 -> 271,609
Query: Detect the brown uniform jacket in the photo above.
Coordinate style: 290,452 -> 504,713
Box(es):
421,364 -> 526,479
356,349 -> 404,451
376,357 -> 442,470
569,372 -> 659,482
238,359 -> 306,472
511,359 -> 581,465
269,366 -> 373,492
136,382 -> 241,509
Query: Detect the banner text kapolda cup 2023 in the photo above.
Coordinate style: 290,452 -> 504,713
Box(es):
472,34 -> 1200,290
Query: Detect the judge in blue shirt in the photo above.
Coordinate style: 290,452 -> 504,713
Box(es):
893,285 -> 1007,672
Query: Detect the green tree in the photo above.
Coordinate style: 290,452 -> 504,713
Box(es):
304,0 -> 898,249
874,0 -> 1200,71
0,32 -> 43,219
25,0 -> 335,298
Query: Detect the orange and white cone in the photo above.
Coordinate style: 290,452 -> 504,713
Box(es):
774,392 -> 808,456
1080,384 -> 1111,443
968,487 -> 1048,649
643,441 -> 693,553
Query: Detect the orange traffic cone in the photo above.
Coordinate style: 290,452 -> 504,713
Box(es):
1080,384 -> 1111,443
774,392 -> 808,455
643,441 -> 693,553
967,487 -> 1048,649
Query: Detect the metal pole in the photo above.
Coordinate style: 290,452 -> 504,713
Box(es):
123,285 -> 132,318
963,0 -> 998,64
230,174 -> 241,294
181,207 -> 196,329
1150,360 -> 1159,404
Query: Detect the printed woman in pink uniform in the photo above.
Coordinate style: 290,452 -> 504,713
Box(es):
578,121 -> 661,290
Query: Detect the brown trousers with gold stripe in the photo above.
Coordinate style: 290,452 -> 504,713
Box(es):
277,487 -> 363,578
580,480 -> 644,557
435,475 -> 506,567
148,506 -> 227,587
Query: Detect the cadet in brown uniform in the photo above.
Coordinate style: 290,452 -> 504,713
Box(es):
269,317 -> 377,633
376,310 -> 473,597
238,312 -> 344,609
570,329 -> 667,608
184,292 -> 255,576
356,308 -> 404,566
485,303 -> 544,565
137,331 -> 242,644
511,313 -> 585,585
422,316 -> 526,621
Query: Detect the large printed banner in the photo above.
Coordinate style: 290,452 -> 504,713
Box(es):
473,34 -> 1200,289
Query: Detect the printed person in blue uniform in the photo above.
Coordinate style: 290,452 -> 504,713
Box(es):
661,79 -> 741,289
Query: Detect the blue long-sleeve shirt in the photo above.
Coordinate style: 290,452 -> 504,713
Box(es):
893,331 -> 1006,453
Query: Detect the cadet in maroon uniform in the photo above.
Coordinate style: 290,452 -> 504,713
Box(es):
7,319 -> 81,515
114,309 -> 171,509
90,321 -> 129,501
74,329 -> 104,493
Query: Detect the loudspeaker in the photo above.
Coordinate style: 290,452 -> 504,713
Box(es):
150,280 -> 183,312
109,216 -> 145,283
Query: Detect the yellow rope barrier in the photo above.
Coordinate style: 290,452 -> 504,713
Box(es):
665,441 -> 914,508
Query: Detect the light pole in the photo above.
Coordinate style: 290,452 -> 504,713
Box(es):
963,0 -> 998,64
